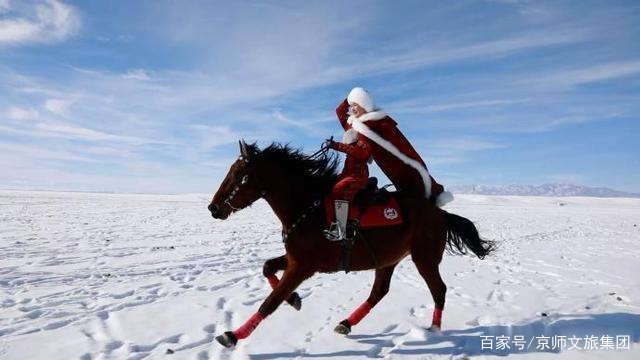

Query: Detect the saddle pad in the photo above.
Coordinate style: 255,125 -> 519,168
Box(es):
324,196 -> 403,228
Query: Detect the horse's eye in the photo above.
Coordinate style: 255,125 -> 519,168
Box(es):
241,175 -> 249,184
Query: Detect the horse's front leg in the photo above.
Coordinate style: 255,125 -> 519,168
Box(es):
263,255 -> 302,310
216,264 -> 314,348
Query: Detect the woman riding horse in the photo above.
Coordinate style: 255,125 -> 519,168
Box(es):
208,140 -> 493,348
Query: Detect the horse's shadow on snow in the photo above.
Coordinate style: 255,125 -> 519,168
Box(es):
249,312 -> 640,359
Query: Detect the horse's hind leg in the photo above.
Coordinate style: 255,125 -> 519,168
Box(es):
412,256 -> 447,331
334,264 -> 397,335
263,255 -> 302,310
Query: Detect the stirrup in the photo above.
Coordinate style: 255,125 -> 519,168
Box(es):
324,222 -> 344,241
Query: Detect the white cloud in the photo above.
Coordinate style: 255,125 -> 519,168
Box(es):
466,105 -> 625,133
271,109 -> 320,134
0,120 -> 168,145
5,106 -> 39,120
18,85 -> 65,97
0,141 -> 99,163
419,137 -> 505,165
33,121 -> 164,144
486,0 -> 551,18
122,69 -> 153,81
0,0 -> 80,44
81,145 -> 131,158
424,155 -> 468,166
424,99 -> 532,112
44,97 -> 75,115
525,61 -> 640,87
389,98 -> 532,115
0,18 -> 40,43
432,138 -> 504,152
333,31 -> 586,81
189,124 -> 240,149
0,0 -> 11,14
96,34 -> 133,43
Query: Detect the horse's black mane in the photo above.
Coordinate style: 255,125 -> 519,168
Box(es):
248,142 -> 339,194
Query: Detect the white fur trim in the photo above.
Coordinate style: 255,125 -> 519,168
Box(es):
347,87 -> 374,112
342,128 -> 358,144
435,191 -> 454,207
346,110 -> 387,125
350,119 -> 432,198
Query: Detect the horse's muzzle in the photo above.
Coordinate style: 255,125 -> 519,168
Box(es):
208,203 -> 220,218
208,202 -> 230,220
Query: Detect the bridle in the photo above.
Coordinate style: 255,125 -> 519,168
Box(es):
223,173 -> 249,211
221,140 -> 330,242
222,155 -> 267,212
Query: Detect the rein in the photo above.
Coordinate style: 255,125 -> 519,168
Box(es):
281,199 -> 322,243
307,141 -> 331,161
280,142 -> 332,243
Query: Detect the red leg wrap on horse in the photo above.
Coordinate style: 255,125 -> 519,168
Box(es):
347,301 -> 373,326
233,312 -> 264,340
432,308 -> 443,327
267,275 -> 279,289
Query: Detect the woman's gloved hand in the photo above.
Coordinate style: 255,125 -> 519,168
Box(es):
323,136 -> 336,150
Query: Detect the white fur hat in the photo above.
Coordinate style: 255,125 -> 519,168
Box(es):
347,87 -> 374,112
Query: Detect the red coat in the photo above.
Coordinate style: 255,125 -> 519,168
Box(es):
330,134 -> 371,180
329,134 -> 371,201
336,99 -> 443,198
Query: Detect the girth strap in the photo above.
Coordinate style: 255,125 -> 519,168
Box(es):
339,221 -> 378,274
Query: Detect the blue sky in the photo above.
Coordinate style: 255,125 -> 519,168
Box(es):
1,0 -> 639,194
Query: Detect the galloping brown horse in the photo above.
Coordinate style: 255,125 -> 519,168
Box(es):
208,140 -> 494,348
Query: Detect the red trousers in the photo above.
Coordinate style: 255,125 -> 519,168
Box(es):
332,176 -> 368,201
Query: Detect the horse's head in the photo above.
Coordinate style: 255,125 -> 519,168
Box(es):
208,139 -> 264,219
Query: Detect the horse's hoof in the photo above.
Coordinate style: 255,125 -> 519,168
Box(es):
287,292 -> 302,311
334,319 -> 351,335
216,331 -> 238,348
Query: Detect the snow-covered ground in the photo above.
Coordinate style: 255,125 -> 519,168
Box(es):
1,190 -> 639,360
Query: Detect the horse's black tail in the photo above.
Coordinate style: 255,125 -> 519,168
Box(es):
443,211 -> 495,259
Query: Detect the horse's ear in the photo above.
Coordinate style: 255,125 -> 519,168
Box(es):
239,139 -> 250,161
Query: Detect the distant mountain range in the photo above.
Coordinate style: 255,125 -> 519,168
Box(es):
448,183 -> 640,198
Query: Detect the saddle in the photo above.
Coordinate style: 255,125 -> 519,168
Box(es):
324,177 -> 404,228
324,178 -> 403,274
